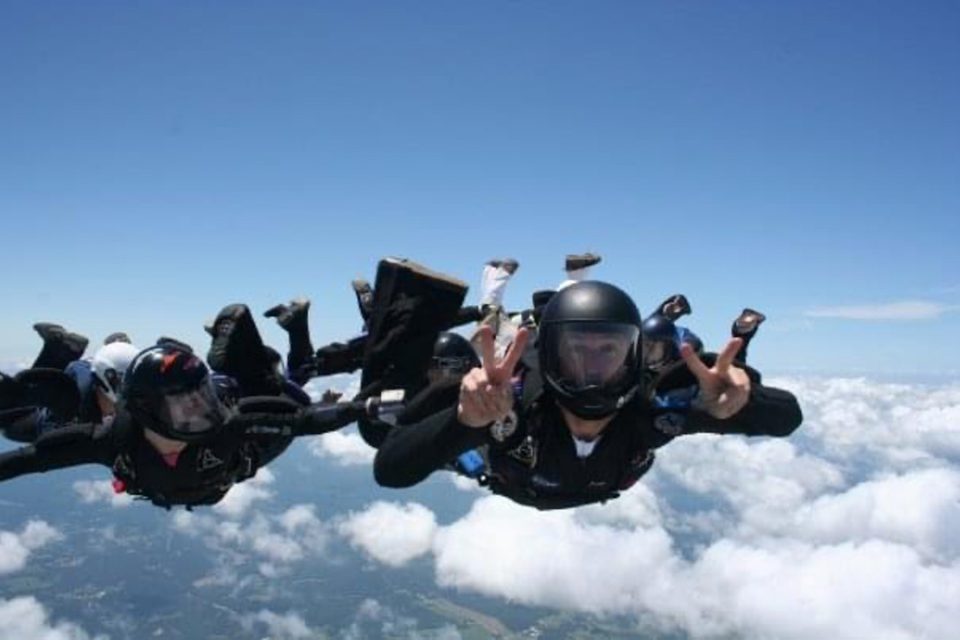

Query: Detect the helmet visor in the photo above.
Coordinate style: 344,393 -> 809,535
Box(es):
643,337 -> 677,371
547,323 -> 640,392
159,383 -> 227,438
95,367 -> 125,403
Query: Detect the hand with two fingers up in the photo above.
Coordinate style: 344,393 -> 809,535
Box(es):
680,337 -> 751,419
457,326 -> 529,428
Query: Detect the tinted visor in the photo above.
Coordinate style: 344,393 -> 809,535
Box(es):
159,383 -> 227,438
643,337 -> 677,371
547,323 -> 640,392
96,368 -> 125,402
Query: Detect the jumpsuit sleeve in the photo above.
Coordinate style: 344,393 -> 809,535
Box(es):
0,422 -> 116,482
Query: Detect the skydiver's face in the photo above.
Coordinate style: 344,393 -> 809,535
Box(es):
558,331 -> 632,387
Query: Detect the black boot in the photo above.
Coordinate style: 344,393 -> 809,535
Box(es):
655,294 -> 691,322
32,323 -> 89,369
265,298 -> 315,384
207,304 -> 282,396
731,308 -> 766,362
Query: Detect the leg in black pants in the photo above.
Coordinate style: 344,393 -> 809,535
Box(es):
357,258 -> 468,448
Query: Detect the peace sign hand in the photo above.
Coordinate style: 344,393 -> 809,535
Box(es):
680,338 -> 751,420
457,326 -> 529,428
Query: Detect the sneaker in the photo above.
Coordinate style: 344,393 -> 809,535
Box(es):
103,332 -> 131,345
732,308 -> 766,338
565,252 -> 602,272
264,298 -> 311,330
657,294 -> 691,321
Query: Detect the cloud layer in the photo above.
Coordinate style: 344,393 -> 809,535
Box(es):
332,376 -> 960,639
0,597 -> 107,640
0,520 -> 62,575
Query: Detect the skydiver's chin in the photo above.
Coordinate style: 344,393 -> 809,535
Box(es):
558,405 -> 615,442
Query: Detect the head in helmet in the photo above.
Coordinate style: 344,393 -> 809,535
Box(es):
122,344 -> 231,442
642,315 -> 704,374
91,342 -> 140,404
538,281 -> 642,420
428,332 -> 481,384
641,314 -> 679,372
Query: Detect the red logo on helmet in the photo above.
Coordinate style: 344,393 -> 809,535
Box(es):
160,353 -> 180,373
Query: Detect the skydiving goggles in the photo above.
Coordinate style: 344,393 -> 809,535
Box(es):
159,383 -> 231,438
549,323 -> 640,391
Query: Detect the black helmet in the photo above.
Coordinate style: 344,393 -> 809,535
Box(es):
538,281 -> 642,419
122,344 -> 231,442
641,314 -> 680,372
429,332 -> 481,383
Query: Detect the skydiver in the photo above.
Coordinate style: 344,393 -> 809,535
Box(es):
0,326 -> 140,443
0,305 -> 401,509
367,274 -> 803,510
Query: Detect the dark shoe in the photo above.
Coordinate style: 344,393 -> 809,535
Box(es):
501,258 -> 519,275
33,322 -> 89,360
207,303 -> 281,395
488,258 -> 519,275
33,322 -> 66,342
0,407 -> 40,443
264,297 -> 311,331
657,294 -> 692,321
565,252 -> 602,272
104,332 -> 131,345
732,308 -> 766,338
210,304 -> 248,340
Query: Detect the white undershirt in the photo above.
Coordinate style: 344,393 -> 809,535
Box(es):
571,434 -> 602,458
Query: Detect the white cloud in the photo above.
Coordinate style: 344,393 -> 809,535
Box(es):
0,597 -> 106,640
0,520 -> 62,575
238,609 -> 316,639
302,373 -> 360,403
307,429 -> 375,466
784,468 -> 960,561
173,502 -> 330,577
72,480 -> 134,508
804,300 -> 956,320
338,501 -> 437,567
213,467 -> 275,519
347,377 -> 960,640
342,598 -> 458,640
771,376 -> 960,470
432,496 -> 679,615
448,473 -> 486,494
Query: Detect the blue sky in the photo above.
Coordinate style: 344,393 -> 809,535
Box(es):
2,0 -> 958,375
